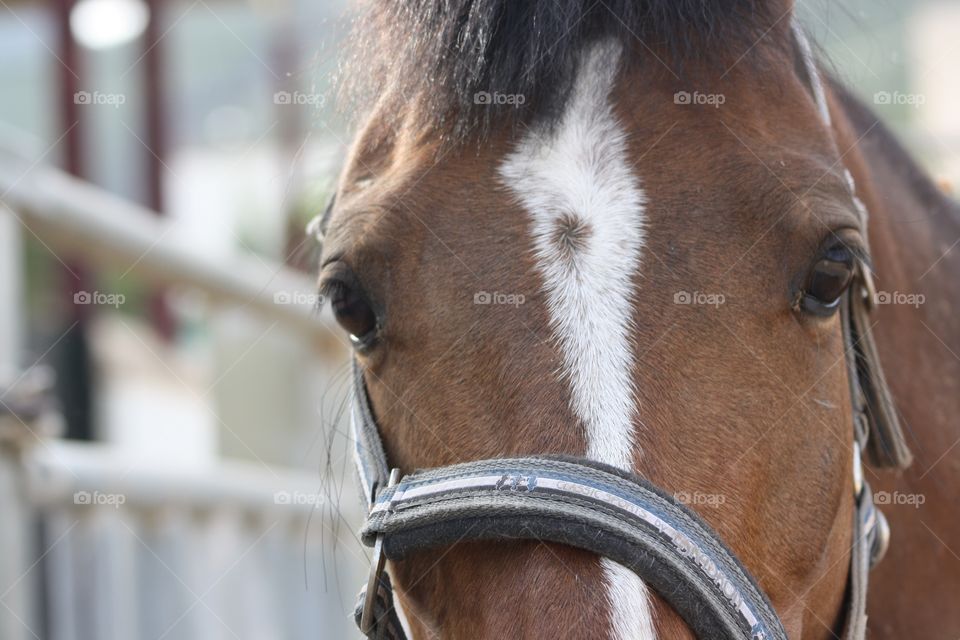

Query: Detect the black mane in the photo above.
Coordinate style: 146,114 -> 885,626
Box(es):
343,0 -> 784,143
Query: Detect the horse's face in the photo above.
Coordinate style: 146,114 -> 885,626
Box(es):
321,39 -> 864,640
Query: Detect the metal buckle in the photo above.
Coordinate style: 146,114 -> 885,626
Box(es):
855,441 -> 890,569
852,441 -> 864,498
361,468 -> 401,635
859,261 -> 878,312
853,411 -> 870,451
871,509 -> 891,568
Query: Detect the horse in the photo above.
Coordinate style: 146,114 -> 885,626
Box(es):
316,1 -> 960,638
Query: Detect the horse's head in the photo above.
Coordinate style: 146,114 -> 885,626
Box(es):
320,2 -> 879,637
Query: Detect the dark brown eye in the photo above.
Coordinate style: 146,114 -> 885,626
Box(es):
321,265 -> 378,348
800,244 -> 855,316
331,283 -> 377,346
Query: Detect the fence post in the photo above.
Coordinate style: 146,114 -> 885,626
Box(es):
0,438 -> 36,640
0,204 -> 35,640
0,203 -> 21,374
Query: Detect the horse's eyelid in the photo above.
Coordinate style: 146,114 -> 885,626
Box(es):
317,277 -> 343,301
822,229 -> 869,264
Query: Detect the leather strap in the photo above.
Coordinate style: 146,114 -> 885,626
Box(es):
359,457 -> 788,640
350,411 -> 888,640
793,20 -> 912,470
354,572 -> 407,640
843,478 -> 890,640
351,361 -> 392,509
845,270 -> 913,468
354,470 -> 888,640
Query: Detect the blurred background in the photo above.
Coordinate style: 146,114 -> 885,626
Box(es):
0,1 -> 957,639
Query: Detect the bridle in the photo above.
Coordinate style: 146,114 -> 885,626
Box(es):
348,261 -> 912,640
344,23 -> 913,640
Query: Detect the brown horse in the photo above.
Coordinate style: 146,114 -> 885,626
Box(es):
318,1 -> 960,638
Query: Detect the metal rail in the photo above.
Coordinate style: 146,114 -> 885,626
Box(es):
0,145 -> 329,339
0,140 -> 361,640
24,439 -> 336,517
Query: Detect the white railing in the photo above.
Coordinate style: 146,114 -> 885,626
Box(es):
22,439 -> 357,640
0,142 -> 365,640
0,145 -> 324,339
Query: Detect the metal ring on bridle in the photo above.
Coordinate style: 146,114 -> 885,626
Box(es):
361,467 -> 401,634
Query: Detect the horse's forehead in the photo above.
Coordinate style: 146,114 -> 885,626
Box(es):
336,48 -> 844,250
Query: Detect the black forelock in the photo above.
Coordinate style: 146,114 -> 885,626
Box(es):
342,0 -> 789,144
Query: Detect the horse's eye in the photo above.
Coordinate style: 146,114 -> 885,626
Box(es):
800,244 -> 855,317
321,266 -> 378,348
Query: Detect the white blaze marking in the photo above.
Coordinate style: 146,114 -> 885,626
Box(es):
498,41 -> 656,640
